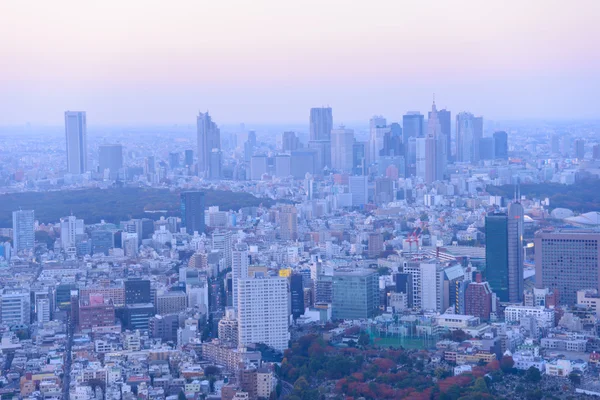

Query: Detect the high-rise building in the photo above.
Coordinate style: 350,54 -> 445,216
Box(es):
36,298 -> 51,324
432,108 -> 451,162
574,139 -> 585,159
197,111 -> 221,177
485,203 -> 524,303
464,274 -> 493,320
78,294 -> 115,332
332,269 -> 379,320
169,152 -> 180,169
368,232 -> 383,258
425,101 -> 446,183
330,126 -> 355,172
282,131 -> 300,152
593,144 -> 600,160
156,292 -> 187,315
290,150 -> 316,179
309,107 -> 333,170
274,154 -> 291,178
125,279 -> 151,305
479,137 -> 495,160
250,155 -> 268,180
456,112 -> 482,163
309,107 -> 333,141
60,215 -> 84,250
91,230 -> 114,255
291,274 -> 305,320
493,131 -> 508,159
149,314 -> 180,342
12,210 -> 35,254
212,230 -> 233,269
349,175 -> 368,207
415,137 -> 426,180
550,134 -> 560,154
145,156 -> 156,175
535,230 -> 600,305
237,276 -> 290,352
184,149 -> 194,166
64,111 -> 88,174
232,243 -> 249,311
352,142 -> 367,175
402,112 -> 424,172
180,191 -> 205,235
98,144 -> 123,179
369,116 -> 389,163
279,206 -> 298,241
208,149 -> 222,179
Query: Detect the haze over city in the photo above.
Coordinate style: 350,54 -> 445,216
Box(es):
2,0 -> 600,125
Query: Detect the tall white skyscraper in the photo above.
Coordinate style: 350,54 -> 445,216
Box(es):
12,210 -> 35,254
60,215 -> 84,250
330,126 -> 355,172
231,243 -> 249,310
237,275 -> 290,352
369,116 -> 389,163
64,111 -> 88,174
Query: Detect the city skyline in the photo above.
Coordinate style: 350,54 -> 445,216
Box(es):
1,0 -> 599,125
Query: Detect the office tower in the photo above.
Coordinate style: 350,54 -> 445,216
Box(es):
594,144 -> 600,160
274,154 -> 291,178
352,142 -> 367,175
402,112 -> 424,170
180,191 -> 205,235
12,210 -> 35,254
184,149 -> 194,166
290,274 -> 305,319
232,243 -> 249,310
574,139 -> 585,159
98,144 -> 123,179
485,203 -> 524,303
431,108 -> 451,162
507,201 -> 525,303
244,130 -> 256,162
479,137 -> 495,160
368,232 -> 383,258
349,175 -> 368,207
36,298 -> 51,324
169,152 -> 180,169
250,155 -> 268,180
394,273 -> 414,309
91,230 -> 114,255
535,230 -> 600,305
369,116 -> 389,163
208,149 -> 222,179
237,276 -> 290,352
309,107 -> 333,141
279,205 -> 298,241
125,279 -> 151,304
290,150 -> 316,179
415,137 -> 426,180
60,215 -> 84,250
64,111 -> 88,174
332,269 -> 379,319
456,112 -> 482,163
123,303 -> 155,331
560,134 -> 573,156
212,230 -> 232,268
309,107 -> 333,169
420,262 -> 443,312
1,289 -> 31,325
282,131 -> 300,152
330,126 -> 355,172
145,156 -> 156,175
493,131 -> 508,159
197,111 -> 221,177
425,101 -> 446,183
464,274 -> 493,320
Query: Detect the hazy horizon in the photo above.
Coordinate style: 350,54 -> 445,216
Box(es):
2,0 -> 599,125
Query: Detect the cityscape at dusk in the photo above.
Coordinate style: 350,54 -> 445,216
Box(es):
1,1 -> 600,400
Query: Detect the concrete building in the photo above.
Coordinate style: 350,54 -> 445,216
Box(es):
65,111 -> 88,174
332,269 -> 379,320
12,210 -> 35,254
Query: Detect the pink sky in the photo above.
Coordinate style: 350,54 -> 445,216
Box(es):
1,0 -> 599,125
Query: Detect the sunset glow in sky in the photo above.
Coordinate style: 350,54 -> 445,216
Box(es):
1,0 -> 599,125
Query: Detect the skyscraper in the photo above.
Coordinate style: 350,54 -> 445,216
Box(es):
332,269 -> 379,320
237,275 -> 290,352
535,230 -> 600,305
12,210 -> 35,254
330,126 -> 355,172
231,243 -> 249,311
574,139 -> 585,159
485,203 -> 524,303
425,101 -> 446,183
98,144 -> 123,179
64,111 -> 88,174
197,111 -> 221,177
60,215 -> 84,250
430,108 -> 451,162
402,112 -> 424,144
369,115 -> 389,163
282,131 -> 300,152
279,205 -> 298,241
290,274 -> 305,320
352,142 -> 367,175
493,131 -> 508,159
180,191 -> 206,235
309,107 -> 333,141
184,149 -> 194,166
456,112 -> 482,163
309,107 -> 333,170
